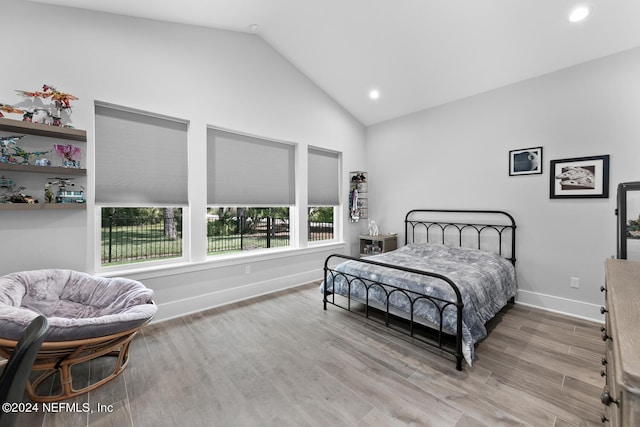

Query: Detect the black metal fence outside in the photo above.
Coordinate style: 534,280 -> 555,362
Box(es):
207,216 -> 291,254
101,214 -> 335,264
102,214 -> 183,265
206,216 -> 334,254
308,221 -> 334,242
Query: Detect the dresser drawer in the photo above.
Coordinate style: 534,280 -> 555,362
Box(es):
601,315 -> 620,425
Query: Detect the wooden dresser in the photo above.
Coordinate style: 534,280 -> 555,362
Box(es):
601,259 -> 640,426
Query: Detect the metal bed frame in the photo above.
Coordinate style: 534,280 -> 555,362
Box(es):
323,209 -> 516,370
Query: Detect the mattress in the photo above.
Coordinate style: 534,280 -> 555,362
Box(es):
322,243 -> 517,365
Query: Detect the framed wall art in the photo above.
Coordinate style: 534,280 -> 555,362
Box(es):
550,154 -> 610,199
509,147 -> 543,176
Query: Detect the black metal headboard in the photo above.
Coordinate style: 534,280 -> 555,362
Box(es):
404,209 -> 516,265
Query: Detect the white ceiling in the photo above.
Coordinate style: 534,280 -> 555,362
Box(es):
28,0 -> 640,126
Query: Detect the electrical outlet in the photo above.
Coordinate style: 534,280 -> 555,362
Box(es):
245,265 -> 251,274
570,277 -> 580,288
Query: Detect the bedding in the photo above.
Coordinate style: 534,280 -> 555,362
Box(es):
322,243 -> 517,366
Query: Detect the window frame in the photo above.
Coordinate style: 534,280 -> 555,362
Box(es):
92,112 -> 344,272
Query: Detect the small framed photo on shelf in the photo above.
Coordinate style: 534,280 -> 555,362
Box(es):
550,154 -> 610,199
509,147 -> 543,176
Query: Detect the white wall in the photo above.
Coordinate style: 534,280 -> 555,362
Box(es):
0,0 -> 366,320
366,47 -> 640,321
7,1 -> 633,323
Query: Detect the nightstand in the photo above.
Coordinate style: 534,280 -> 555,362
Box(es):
359,234 -> 398,257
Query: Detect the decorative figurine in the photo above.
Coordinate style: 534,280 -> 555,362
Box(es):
44,182 -> 55,203
368,220 -> 379,236
10,145 -> 50,165
16,84 -> 78,108
0,178 -> 37,203
31,108 -> 55,125
1,135 -> 25,163
16,84 -> 78,125
53,144 -> 81,168
0,175 -> 15,189
2,173 -> 46,204
0,102 -> 25,118
0,176 -> 16,203
7,190 -> 37,204
47,177 -> 84,203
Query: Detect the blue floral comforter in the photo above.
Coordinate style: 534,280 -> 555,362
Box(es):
322,243 -> 517,365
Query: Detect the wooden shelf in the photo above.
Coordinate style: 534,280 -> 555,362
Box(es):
0,118 -> 87,210
0,203 -> 86,211
0,163 -> 86,175
0,117 -> 86,142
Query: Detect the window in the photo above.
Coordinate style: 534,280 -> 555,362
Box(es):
308,206 -> 334,242
308,147 -> 339,242
94,110 -> 341,266
101,207 -> 182,265
207,128 -> 294,254
95,103 -> 188,266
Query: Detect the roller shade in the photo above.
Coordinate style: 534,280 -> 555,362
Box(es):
95,104 -> 188,205
207,128 -> 295,205
308,147 -> 340,206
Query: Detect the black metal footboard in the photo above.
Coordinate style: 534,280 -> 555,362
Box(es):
323,253 -> 465,371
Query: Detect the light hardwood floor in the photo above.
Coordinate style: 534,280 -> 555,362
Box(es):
13,282 -> 604,427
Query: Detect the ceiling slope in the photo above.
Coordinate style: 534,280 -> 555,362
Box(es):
28,0 -> 640,125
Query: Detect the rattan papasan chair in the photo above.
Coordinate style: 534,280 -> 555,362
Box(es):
0,269 -> 157,402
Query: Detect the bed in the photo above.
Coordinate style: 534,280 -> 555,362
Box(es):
321,209 -> 517,370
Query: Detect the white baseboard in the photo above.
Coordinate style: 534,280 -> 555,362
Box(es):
153,269 -> 323,322
153,276 -> 605,325
516,289 -> 604,323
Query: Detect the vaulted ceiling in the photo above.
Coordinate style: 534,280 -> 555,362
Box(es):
28,0 -> 640,126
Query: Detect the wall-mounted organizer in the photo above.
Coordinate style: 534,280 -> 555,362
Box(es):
0,118 -> 87,210
349,171 -> 368,222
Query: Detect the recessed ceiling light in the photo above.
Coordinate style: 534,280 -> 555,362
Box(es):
369,89 -> 380,100
249,24 -> 260,33
569,6 -> 590,23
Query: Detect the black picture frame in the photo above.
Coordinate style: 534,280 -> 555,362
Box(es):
550,154 -> 610,199
509,147 -> 543,176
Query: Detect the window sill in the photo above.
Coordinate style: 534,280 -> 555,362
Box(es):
97,241 -> 346,280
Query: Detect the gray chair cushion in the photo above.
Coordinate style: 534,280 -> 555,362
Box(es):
0,269 -> 157,341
